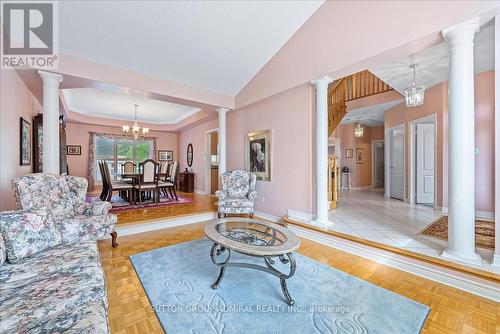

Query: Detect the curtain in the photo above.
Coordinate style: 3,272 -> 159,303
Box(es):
87,132 -> 157,191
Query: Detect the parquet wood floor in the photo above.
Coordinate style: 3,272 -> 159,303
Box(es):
97,222 -> 500,334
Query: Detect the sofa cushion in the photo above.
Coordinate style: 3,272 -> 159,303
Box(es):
13,174 -> 75,218
0,241 -> 108,333
0,209 -> 63,263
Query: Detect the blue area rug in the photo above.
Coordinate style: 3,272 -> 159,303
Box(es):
130,239 -> 429,334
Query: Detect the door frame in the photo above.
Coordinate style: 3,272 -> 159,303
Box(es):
408,113 -> 437,207
384,124 -> 406,199
204,128 -> 219,195
371,139 -> 384,188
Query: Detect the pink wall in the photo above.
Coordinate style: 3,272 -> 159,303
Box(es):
177,119 -> 218,193
0,70 -> 42,211
338,125 -> 384,188
226,84 -> 315,217
236,1 -> 498,108
384,70 -> 495,212
65,122 -> 178,179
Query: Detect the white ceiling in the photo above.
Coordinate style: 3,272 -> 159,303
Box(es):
341,99 -> 403,127
62,88 -> 201,124
59,1 -> 323,96
370,23 -> 494,94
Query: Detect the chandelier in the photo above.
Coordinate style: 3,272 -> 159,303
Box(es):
354,123 -> 364,138
404,64 -> 425,107
122,104 -> 149,140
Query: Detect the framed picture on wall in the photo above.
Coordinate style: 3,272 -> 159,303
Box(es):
19,117 -> 31,166
66,145 -> 81,155
345,148 -> 353,158
356,148 -> 364,164
158,150 -> 173,161
245,129 -> 271,181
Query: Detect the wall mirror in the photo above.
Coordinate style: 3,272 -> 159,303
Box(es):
187,143 -> 193,167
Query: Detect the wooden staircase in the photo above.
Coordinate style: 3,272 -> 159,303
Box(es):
328,70 -> 393,136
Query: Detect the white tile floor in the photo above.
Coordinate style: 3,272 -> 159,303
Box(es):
328,188 -> 499,274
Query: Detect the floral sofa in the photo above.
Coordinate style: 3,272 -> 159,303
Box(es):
12,173 -> 118,247
0,174 -> 117,333
215,170 -> 258,218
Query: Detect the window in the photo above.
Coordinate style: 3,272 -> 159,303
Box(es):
94,136 -> 153,182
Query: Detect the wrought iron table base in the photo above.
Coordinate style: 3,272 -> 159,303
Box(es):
209,243 -> 297,306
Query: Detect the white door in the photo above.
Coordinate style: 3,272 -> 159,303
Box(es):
390,129 -> 404,200
416,123 -> 435,204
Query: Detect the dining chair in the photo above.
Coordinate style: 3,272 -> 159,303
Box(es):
98,160 -> 109,201
102,160 -> 135,203
137,159 -> 160,204
121,161 -> 137,183
158,160 -> 179,201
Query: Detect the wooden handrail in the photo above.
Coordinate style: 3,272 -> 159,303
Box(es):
328,70 -> 393,136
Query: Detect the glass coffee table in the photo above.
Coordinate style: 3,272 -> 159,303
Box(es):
204,218 -> 301,305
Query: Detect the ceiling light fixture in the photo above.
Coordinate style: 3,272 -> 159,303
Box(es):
122,104 -> 149,140
354,123 -> 364,138
404,64 -> 425,107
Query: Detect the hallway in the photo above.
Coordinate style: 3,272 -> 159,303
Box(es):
328,188 -> 498,274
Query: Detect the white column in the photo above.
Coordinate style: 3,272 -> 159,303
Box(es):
38,71 -> 63,174
494,15 -> 500,267
217,107 -> 229,175
311,76 -> 333,226
441,18 -> 482,265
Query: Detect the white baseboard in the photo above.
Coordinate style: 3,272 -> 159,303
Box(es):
492,254 -> 500,267
116,212 -> 217,236
289,224 -> 500,302
195,189 -> 209,195
287,209 -> 313,224
254,211 -> 281,223
441,207 -> 495,222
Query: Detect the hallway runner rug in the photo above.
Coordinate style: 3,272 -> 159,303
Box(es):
86,194 -> 194,213
421,216 -> 494,250
130,239 -> 430,334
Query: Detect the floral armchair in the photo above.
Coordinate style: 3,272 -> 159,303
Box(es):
12,173 -> 118,247
215,171 -> 257,218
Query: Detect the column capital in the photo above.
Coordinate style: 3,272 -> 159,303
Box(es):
310,76 -> 333,87
442,17 -> 479,48
216,107 -> 230,114
38,70 -> 63,87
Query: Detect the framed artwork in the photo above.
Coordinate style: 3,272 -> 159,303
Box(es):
158,150 -> 173,161
245,129 -> 271,181
187,143 -> 193,167
19,117 -> 31,166
66,145 -> 81,155
345,149 -> 353,158
356,148 -> 364,164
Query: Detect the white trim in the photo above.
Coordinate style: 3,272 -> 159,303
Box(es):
289,225 -> 500,302
441,207 -> 495,222
385,124 -> 406,200
371,139 -> 384,188
115,212 -> 217,236
287,209 -> 314,224
493,254 -> 500,267
408,114 -> 437,207
254,211 -> 281,223
195,189 -> 209,195
494,14 -> 500,270
204,127 -> 219,196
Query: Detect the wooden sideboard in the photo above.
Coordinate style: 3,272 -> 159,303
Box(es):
178,172 -> 194,193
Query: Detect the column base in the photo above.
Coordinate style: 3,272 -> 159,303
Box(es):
492,254 -> 500,267
310,219 -> 333,228
441,249 -> 483,266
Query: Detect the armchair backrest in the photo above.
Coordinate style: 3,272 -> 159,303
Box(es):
139,159 -> 158,183
63,175 -> 88,204
12,173 -> 75,218
220,170 -> 256,199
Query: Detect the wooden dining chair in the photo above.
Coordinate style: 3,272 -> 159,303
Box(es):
137,159 -> 160,204
121,161 -> 136,183
102,161 -> 135,203
98,160 -> 109,201
158,160 -> 179,201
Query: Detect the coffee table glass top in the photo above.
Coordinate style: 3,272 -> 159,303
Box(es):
215,220 -> 286,247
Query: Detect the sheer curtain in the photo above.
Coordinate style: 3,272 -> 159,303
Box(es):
87,132 -> 157,191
